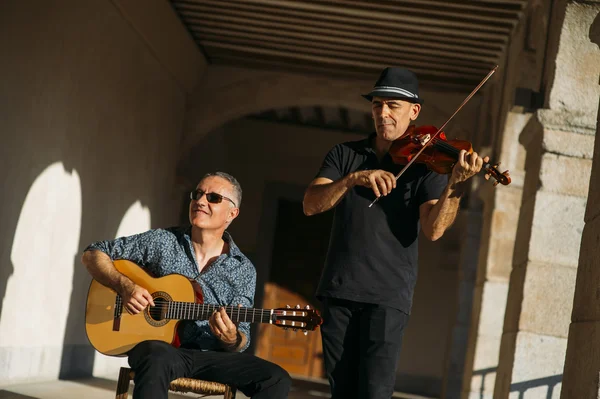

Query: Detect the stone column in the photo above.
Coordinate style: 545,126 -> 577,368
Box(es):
493,3 -> 599,398
494,110 -> 594,399
442,198 -> 483,399
460,112 -> 527,399
560,9 -> 600,399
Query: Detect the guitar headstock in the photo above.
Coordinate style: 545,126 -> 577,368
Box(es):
272,304 -> 323,335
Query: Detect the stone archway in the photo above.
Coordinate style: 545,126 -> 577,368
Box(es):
182,66 -> 369,149
179,65 -> 483,161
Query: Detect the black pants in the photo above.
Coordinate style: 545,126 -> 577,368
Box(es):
127,340 -> 291,399
321,298 -> 409,399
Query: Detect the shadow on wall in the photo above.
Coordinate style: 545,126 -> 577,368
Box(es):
592,11 -> 600,43
0,0 -> 186,383
59,164 -> 177,380
472,368 -> 562,399
0,157 -> 177,382
0,163 -> 81,382
91,201 -> 152,378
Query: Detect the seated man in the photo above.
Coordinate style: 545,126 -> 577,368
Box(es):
82,171 -> 291,399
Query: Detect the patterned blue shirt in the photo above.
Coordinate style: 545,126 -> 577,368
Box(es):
84,227 -> 256,352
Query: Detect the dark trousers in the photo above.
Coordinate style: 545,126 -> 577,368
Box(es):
321,298 -> 409,399
127,340 -> 291,399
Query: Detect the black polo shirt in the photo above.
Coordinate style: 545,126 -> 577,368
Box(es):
315,135 -> 448,314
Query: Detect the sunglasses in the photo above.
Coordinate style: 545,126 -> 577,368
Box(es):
190,189 -> 236,207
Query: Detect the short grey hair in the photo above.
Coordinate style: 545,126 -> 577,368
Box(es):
201,171 -> 242,207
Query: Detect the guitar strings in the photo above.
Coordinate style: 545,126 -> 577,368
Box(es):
141,302 -> 309,324
145,303 -> 274,320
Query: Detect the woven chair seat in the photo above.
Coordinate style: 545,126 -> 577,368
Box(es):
116,367 -> 236,398
168,377 -> 228,394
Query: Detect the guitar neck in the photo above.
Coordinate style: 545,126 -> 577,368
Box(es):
160,301 -> 272,324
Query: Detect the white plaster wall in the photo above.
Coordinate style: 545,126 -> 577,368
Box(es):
0,163 -> 81,382
0,0 -> 188,383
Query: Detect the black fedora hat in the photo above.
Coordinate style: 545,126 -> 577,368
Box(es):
362,67 -> 424,104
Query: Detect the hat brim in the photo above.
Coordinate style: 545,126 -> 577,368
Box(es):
361,91 -> 424,105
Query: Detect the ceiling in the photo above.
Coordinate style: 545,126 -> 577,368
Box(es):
170,0 -> 529,92
250,105 -> 375,135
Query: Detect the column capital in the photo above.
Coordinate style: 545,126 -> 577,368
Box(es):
519,109 -> 596,159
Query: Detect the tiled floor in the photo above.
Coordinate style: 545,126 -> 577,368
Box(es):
0,376 -> 434,399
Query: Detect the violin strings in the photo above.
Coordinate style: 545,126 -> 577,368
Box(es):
431,138 -> 461,156
430,138 -> 504,180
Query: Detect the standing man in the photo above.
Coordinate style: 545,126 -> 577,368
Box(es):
303,67 -> 486,399
83,172 -> 291,399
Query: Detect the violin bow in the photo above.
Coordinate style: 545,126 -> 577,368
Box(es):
368,65 -> 499,208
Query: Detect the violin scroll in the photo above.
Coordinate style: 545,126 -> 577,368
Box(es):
484,161 -> 511,186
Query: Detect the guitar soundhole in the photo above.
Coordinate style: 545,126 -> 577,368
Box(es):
144,292 -> 172,327
148,297 -> 168,321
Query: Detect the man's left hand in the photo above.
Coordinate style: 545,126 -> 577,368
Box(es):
209,306 -> 240,346
451,150 -> 489,183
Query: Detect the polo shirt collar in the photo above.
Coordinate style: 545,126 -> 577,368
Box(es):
357,132 -> 377,155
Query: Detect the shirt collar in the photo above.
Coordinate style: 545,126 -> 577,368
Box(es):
357,133 -> 377,154
183,227 -> 244,263
223,230 -> 244,260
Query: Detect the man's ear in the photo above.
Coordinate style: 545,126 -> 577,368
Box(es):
227,207 -> 240,224
410,103 -> 421,121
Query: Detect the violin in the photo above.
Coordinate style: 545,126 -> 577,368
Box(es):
389,125 -> 511,186
368,65 -> 507,208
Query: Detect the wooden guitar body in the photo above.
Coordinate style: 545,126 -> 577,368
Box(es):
85,259 -> 200,356
85,259 -> 322,357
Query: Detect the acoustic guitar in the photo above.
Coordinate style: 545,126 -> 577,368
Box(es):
85,259 -> 322,356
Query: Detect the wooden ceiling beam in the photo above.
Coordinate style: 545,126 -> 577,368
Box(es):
174,2 -> 512,39
465,0 -> 527,5
204,43 -> 490,81
176,0 -> 516,31
184,13 -> 505,53
209,55 -> 480,92
190,20 -> 501,59
241,0 -> 519,28
177,7 -> 509,47
191,27 -> 499,66
169,0 -> 523,94
196,35 -> 496,73
321,0 -> 525,18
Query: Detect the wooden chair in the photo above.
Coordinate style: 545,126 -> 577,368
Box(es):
115,367 -> 236,399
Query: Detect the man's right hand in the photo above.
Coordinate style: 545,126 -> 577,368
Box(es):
351,169 -> 397,197
118,279 -> 155,314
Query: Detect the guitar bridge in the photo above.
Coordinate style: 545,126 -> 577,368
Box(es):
113,295 -> 122,331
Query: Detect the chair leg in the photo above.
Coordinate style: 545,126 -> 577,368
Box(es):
116,367 -> 132,399
224,385 -> 236,399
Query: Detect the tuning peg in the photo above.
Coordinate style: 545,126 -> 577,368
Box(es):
292,328 -> 297,332
493,181 -> 499,187
305,305 -> 311,310
283,327 -> 288,330
286,304 -> 291,309
295,304 -> 301,309
303,330 -> 308,335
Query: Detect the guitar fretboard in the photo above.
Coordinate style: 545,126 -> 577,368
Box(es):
160,302 -> 272,324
